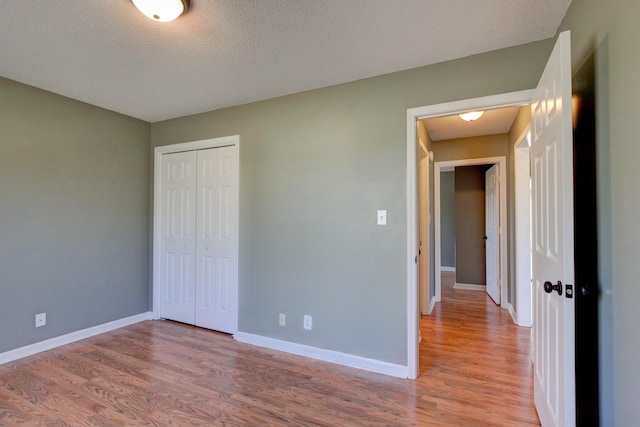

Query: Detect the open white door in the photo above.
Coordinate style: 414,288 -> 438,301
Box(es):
531,31 -> 575,427
485,164 -> 500,304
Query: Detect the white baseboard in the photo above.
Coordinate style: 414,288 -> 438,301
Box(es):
0,312 -> 152,365
234,332 -> 408,378
507,304 -> 532,327
454,282 -> 486,291
440,266 -> 456,272
425,297 -> 437,315
507,303 -> 517,323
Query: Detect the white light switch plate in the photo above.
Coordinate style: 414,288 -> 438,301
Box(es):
377,210 -> 387,225
35,312 -> 46,328
303,315 -> 312,330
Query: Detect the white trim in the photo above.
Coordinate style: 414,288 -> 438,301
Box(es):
0,312 -> 152,365
409,90 -> 534,120
406,90 -> 534,379
440,266 -> 456,272
235,332 -> 408,378
453,282 -> 487,291
406,110 -> 419,380
514,126 -> 533,327
426,298 -> 437,315
507,303 -> 518,325
454,283 -> 486,291
152,136 -> 240,333
434,167 -> 442,302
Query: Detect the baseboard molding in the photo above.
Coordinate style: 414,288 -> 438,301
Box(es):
454,283 -> 486,291
0,312 -> 152,365
507,303 -> 517,323
508,304 -> 532,327
440,266 -> 456,272
425,297 -> 437,315
234,332 -> 408,379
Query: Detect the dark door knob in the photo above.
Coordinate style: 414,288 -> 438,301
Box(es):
544,280 -> 563,296
482,235 -> 487,240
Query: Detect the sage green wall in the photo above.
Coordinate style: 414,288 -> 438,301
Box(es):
150,41 -> 552,365
560,0 -> 640,424
0,77 -> 151,353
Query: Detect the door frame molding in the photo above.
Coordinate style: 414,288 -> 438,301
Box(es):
434,156 -> 507,307
151,135 -> 240,327
514,126 -> 532,327
406,90 -> 533,379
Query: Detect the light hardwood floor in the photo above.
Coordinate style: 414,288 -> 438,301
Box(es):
0,273 -> 538,426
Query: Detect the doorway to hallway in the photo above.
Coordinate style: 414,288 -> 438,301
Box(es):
418,271 -> 538,425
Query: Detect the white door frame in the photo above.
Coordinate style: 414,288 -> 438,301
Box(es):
406,90 -> 533,379
514,126 -> 532,327
152,135 -> 240,329
434,157 -> 507,305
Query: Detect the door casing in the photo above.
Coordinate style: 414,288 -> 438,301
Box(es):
433,158 -> 506,305
514,126 -> 532,327
406,90 -> 533,379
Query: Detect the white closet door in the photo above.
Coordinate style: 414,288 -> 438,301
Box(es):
195,146 -> 238,334
161,151 -> 197,325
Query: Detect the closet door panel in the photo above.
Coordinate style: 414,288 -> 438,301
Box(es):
161,151 -> 197,324
195,146 -> 238,333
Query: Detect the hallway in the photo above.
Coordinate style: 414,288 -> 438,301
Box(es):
418,271 -> 539,425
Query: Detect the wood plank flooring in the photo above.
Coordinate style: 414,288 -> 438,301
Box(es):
0,273 -> 538,426
419,272 -> 539,426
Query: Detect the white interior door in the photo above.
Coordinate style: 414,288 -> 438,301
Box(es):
485,164 -> 500,304
531,31 -> 575,427
195,146 -> 238,334
161,151 -> 197,325
418,144 -> 430,315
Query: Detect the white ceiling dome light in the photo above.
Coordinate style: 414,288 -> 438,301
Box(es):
132,0 -> 190,22
459,111 -> 485,122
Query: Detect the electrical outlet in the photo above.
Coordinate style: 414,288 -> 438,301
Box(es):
303,315 -> 312,330
35,312 -> 46,328
279,313 -> 286,327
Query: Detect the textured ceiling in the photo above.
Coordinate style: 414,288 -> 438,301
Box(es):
422,106 -> 523,141
0,1 -> 572,122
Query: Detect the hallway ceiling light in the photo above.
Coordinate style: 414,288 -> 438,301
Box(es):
132,0 -> 190,22
459,111 -> 485,122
